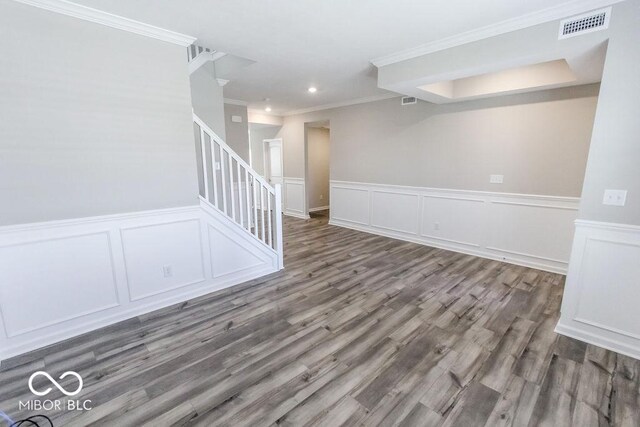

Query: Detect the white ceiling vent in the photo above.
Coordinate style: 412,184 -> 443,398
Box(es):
401,96 -> 417,105
559,7 -> 611,40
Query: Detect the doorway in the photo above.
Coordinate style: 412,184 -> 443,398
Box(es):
305,120 -> 330,218
263,138 -> 284,205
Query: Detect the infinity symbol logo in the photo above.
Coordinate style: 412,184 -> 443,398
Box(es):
28,371 -> 84,397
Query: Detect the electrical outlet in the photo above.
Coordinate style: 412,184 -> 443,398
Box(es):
603,189 -> 627,206
162,265 -> 173,278
434,222 -> 440,230
489,174 -> 504,184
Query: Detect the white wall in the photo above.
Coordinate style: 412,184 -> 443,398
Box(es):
0,1 -> 199,226
306,127 -> 330,210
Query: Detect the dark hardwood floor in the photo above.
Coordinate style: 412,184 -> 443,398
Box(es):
1,214 -> 638,426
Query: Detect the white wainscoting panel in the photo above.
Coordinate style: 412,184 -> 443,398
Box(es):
208,226 -> 267,278
486,199 -> 578,267
556,220 -> 640,360
331,185 -> 370,225
284,177 -> 309,219
0,202 -> 279,362
420,195 -> 484,247
121,220 -> 205,301
371,191 -> 420,235
329,180 -> 579,273
0,232 -> 119,338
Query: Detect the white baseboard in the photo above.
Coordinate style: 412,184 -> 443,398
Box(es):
556,220 -> 640,360
329,180 -> 579,274
0,204 -> 279,362
285,211 -> 310,220
309,206 -> 330,213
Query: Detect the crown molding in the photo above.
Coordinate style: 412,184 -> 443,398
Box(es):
371,0 -> 624,67
12,0 -> 196,46
283,93 -> 398,116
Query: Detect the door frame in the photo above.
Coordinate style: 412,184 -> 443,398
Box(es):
262,138 -> 283,185
263,138 -> 284,210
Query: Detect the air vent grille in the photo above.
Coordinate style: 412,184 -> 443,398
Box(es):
401,96 -> 417,105
559,8 -> 610,39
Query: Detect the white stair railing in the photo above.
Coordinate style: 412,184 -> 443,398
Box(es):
193,114 -> 283,268
187,44 -> 227,75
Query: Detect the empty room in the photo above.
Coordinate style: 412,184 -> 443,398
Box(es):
0,0 -> 639,426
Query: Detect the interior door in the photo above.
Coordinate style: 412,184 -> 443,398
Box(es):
265,139 -> 283,188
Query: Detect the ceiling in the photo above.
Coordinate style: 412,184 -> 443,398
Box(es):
74,0 -> 608,114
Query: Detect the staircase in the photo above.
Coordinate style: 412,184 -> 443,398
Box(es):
193,114 -> 284,270
187,44 -> 227,75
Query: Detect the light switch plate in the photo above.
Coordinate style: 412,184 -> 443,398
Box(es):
231,115 -> 242,123
603,189 -> 627,206
489,174 -> 504,184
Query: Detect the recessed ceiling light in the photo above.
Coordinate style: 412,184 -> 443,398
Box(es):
308,87 -> 317,93
265,106 -> 272,112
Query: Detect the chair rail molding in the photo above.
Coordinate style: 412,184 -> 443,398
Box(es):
556,219 -> 640,360
329,180 -> 580,274
0,204 -> 279,362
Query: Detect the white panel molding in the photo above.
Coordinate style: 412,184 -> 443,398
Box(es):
556,220 -> 640,360
371,0 -> 625,66
0,203 -> 278,362
328,180 -> 579,274
12,0 -> 196,46
0,231 -> 120,337
283,177 -> 310,219
120,219 -> 206,302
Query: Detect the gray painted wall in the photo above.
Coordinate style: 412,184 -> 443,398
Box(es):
249,125 -> 281,176
276,84 -> 598,197
224,103 -> 250,162
0,1 -> 199,226
306,127 -> 330,210
578,0 -> 640,226
190,64 -> 226,140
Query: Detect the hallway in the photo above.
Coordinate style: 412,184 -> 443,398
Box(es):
0,214 -> 638,426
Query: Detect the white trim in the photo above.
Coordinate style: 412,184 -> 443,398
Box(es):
0,204 -> 279,362
328,180 -> 579,274
556,219 -> 640,361
309,206 -> 330,213
574,219 -> 640,233
12,0 -> 196,46
284,93 -> 398,116
283,177 -> 310,219
188,51 -> 227,75
371,0 -> 624,67
330,219 -> 567,275
217,78 -> 230,87
331,180 -> 580,204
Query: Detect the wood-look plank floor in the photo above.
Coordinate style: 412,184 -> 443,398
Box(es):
1,213 -> 639,426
